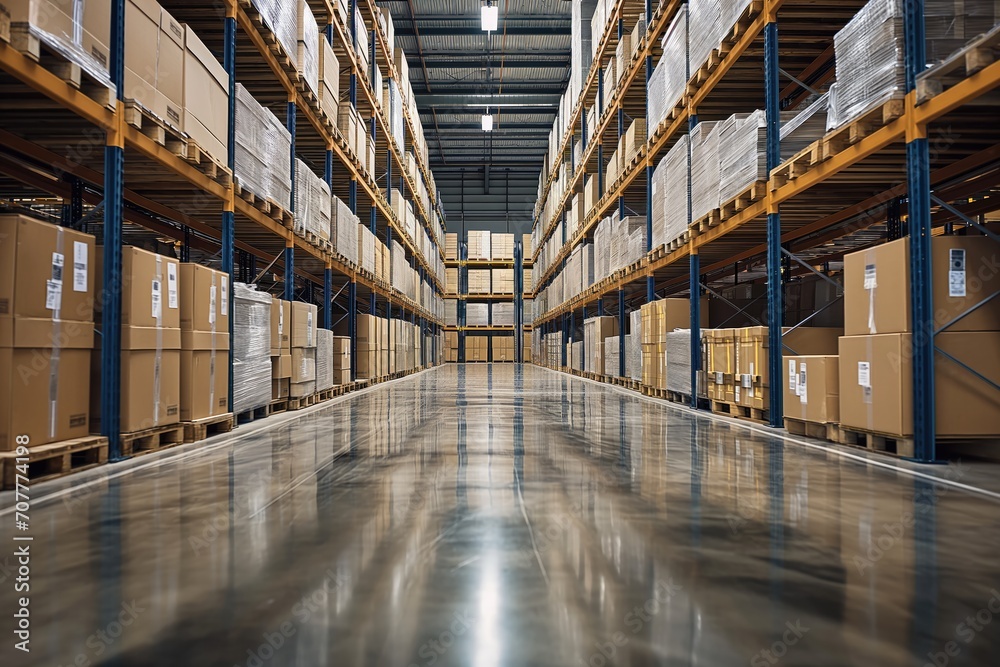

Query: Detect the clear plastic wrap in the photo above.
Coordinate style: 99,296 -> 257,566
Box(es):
718,110 -> 766,205
444,299 -> 458,327
492,303 -> 515,327
649,6 -> 688,132
297,0 -> 319,96
524,299 -> 535,326
604,336 -> 620,376
628,311 -> 642,381
652,134 -> 690,249
665,329 -> 692,395
357,223 -> 376,273
252,0 -> 298,69
294,159 -> 332,241
780,94 -> 829,160
689,0 -> 754,77
10,0 -> 115,93
690,120 -> 722,222
331,196 -> 359,266
233,283 -> 272,414
235,84 -> 292,209
466,303 -> 489,327
315,329 -> 334,391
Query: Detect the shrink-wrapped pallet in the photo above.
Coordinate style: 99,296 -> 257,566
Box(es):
689,0 -> 753,79
252,0 -> 298,69
649,7 -> 689,132
315,329 -> 334,392
357,224 -> 376,273
780,94 -> 829,160
718,111 -> 767,205
444,299 -> 458,327
233,283 -> 272,413
605,336 -> 621,377
467,303 -> 489,327
492,303 -> 515,327
235,84 -> 293,210
628,311 -> 643,381
690,121 -> 722,222
652,134 -> 690,250
297,0 -> 320,97
665,329 -> 692,395
294,159 -> 332,241
331,196 -> 359,266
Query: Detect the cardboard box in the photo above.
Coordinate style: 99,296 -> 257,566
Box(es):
356,314 -> 377,342
783,355 -> 839,424
179,264 -> 229,335
118,336 -> 181,432
290,301 -> 318,348
271,353 -> 292,380
270,298 -> 291,355
0,347 -> 91,450
183,25 -> 229,162
844,236 -> 1000,336
123,0 -> 183,126
179,348 -> 229,421
290,380 -> 315,398
291,347 -> 316,383
107,246 -> 180,330
839,332 -> 1000,437
332,336 -> 351,370
333,369 -> 351,385
272,378 -> 290,399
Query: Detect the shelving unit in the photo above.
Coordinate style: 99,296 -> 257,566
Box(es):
0,0 -> 451,458
529,0 -> 1000,461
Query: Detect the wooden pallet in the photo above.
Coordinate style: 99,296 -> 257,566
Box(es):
692,180 -> 766,232
288,392 -> 319,411
9,23 -> 115,110
182,413 -> 235,444
711,400 -> 769,424
236,0 -> 299,80
917,24 -> 1000,104
833,426 -> 915,458
0,436 -> 108,490
667,391 -> 691,405
784,417 -> 839,441
123,102 -> 233,186
770,98 -> 904,191
235,182 -> 294,227
236,398 -> 287,424
121,424 -> 185,458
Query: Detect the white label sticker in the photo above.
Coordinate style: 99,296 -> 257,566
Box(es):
949,248 -> 966,297
167,263 -> 178,309
749,362 -> 755,378
864,264 -> 877,290
278,306 -> 284,336
51,252 -> 64,284
858,361 -> 871,388
742,373 -> 752,388
715,371 -> 723,385
221,277 -> 229,316
735,385 -> 741,402
45,280 -> 62,311
307,311 -> 314,346
798,363 -> 807,403
788,360 -> 797,390
209,285 -> 217,325
151,279 -> 162,319
73,242 -> 88,292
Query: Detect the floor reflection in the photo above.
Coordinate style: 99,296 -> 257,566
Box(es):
1,364 -> 999,666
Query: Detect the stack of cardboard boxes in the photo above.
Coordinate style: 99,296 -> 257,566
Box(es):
445,233 -> 459,261
584,316 -> 618,375
467,336 -> 489,362
523,333 -> 533,363
838,236 -> 1000,437
0,215 -> 95,450
468,269 -> 491,294
315,329 -> 333,392
270,298 -> 292,399
179,265 -> 229,421
332,336 -> 351,384
445,331 -> 459,363
355,314 -> 378,379
290,302 -> 318,398
640,299 -> 707,389
492,336 -> 515,362
318,29 -> 339,123
491,269 -> 515,294
492,234 -> 515,261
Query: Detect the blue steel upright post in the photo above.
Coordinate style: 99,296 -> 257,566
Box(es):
285,91 -> 297,302
224,7 -> 237,412
102,0 -> 126,459
764,18 -> 783,427
645,0 -> 655,303
904,0 -> 935,461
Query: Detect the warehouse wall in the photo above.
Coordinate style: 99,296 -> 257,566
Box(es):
438,167 -> 538,236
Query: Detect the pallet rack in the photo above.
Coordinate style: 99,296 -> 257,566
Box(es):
445,235 -> 532,362
0,0 -> 450,459
530,0 -> 1000,462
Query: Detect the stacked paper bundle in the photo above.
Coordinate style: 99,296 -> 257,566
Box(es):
331,196 -> 359,266
718,111 -> 767,205
690,121 -> 722,222
235,84 -> 293,209
665,329 -> 692,395
294,159 -> 332,241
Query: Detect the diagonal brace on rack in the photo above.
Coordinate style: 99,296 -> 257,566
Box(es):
779,68 -> 821,97
699,283 -> 766,328
716,294 -> 767,328
931,195 -> 1000,243
933,290 -> 1000,335
935,346 -> 1000,393
252,251 -> 285,285
780,248 -> 842,290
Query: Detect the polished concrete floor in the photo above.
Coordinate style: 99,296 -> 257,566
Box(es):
3,364 -> 1000,666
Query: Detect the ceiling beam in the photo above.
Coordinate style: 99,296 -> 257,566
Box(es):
419,59 -> 569,69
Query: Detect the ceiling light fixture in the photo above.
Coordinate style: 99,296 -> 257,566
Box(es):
481,1 -> 498,31
482,109 -> 494,131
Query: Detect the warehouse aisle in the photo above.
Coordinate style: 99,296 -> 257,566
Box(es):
4,365 -> 1000,666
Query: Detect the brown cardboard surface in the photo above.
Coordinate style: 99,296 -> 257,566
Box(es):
783,355 -> 839,424
156,5 -> 184,125
182,25 -> 229,161
271,354 -> 292,380
180,329 -> 230,352
270,298 -> 290,355
844,236 -> 1000,336
838,335 -> 911,436
0,214 -> 96,337
179,264 -> 229,333
100,246 -> 180,329
290,381 -> 315,398
120,348 -> 181,431
82,0 -> 111,72
0,346 -> 91,451
290,302 -> 317,348
272,378 -> 290,399
124,0 -> 159,111
179,348 -> 229,421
